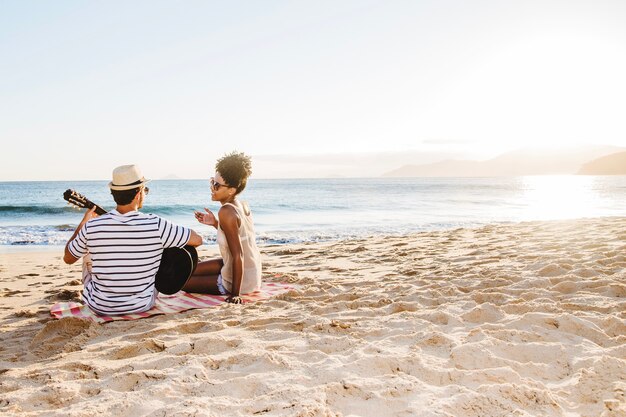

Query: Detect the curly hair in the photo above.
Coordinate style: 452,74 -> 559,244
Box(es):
216,151 -> 252,195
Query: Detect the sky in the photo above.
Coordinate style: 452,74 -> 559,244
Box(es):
1,0 -> 625,180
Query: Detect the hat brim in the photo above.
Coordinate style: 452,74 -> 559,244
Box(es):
108,178 -> 151,191
155,246 -> 199,295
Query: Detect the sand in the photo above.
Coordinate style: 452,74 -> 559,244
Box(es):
0,217 -> 625,417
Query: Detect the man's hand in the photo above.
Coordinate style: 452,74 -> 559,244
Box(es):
226,295 -> 243,304
81,206 -> 98,224
64,206 -> 98,265
194,208 -> 217,228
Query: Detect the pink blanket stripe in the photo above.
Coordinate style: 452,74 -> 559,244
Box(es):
50,282 -> 294,323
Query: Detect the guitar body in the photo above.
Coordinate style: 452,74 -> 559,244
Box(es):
63,189 -> 198,294
156,245 -> 199,294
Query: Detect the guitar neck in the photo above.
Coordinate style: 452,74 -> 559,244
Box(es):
91,204 -> 108,216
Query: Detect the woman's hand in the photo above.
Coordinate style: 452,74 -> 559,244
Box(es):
226,295 -> 243,304
194,208 -> 217,228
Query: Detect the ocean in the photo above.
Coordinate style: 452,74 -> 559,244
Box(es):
1,176 -> 625,248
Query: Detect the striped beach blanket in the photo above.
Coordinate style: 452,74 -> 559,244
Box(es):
50,282 -> 293,323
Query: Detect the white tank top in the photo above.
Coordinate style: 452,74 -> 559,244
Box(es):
216,201 -> 262,294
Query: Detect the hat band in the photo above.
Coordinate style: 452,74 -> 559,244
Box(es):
112,179 -> 143,187
109,178 -> 148,191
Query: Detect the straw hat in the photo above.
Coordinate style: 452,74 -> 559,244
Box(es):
108,165 -> 150,191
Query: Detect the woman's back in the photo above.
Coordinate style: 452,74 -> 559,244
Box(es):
217,201 -> 262,294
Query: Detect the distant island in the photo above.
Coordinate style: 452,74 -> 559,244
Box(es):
160,174 -> 182,180
382,146 -> 626,177
577,151 -> 626,175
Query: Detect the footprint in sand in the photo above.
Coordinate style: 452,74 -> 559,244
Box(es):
388,302 -> 419,314
243,316 -> 301,330
30,317 -> 96,358
46,289 -> 80,301
601,315 -> 626,338
111,339 -> 166,360
572,268 -> 598,278
606,284 -> 626,298
274,248 -> 304,256
471,292 -> 513,305
552,280 -> 579,294
537,264 -> 568,277
12,310 -> 38,318
461,303 -> 506,323
414,332 -> 456,349
349,246 -> 368,252
28,281 -> 51,287
175,321 -> 211,334
192,336 -> 243,355
2,289 -> 27,297
108,370 -> 167,392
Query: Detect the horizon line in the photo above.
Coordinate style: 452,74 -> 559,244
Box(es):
1,173 -> 623,183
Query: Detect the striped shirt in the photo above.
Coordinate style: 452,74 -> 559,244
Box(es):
67,210 -> 191,315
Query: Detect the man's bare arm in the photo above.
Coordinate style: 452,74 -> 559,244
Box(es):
63,207 -> 97,264
186,229 -> 203,247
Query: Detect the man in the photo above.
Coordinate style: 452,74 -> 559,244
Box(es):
64,164 -> 202,315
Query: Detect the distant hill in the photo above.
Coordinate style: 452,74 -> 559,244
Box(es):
383,159 -> 482,177
577,151 -> 626,175
160,174 -> 182,180
382,145 -> 625,177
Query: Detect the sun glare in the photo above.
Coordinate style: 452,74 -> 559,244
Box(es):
519,176 -> 600,220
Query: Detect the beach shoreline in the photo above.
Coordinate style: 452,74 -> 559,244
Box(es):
1,217 -> 625,416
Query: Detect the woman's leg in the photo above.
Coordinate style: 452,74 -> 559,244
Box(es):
182,274 -> 221,294
193,258 -> 223,275
183,259 -> 225,294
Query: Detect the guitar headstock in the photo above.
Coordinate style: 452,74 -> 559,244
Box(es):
63,189 -> 92,209
63,189 -> 107,215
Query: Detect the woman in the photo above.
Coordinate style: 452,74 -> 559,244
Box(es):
184,152 -> 262,304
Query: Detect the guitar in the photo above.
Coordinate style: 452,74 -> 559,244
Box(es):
62,189 -> 198,294
63,189 -> 107,215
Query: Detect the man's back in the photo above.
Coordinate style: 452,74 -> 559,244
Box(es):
67,209 -> 191,315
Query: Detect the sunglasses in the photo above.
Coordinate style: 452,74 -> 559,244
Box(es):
142,186 -> 150,195
210,178 -> 228,190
